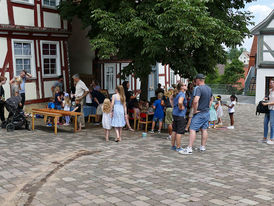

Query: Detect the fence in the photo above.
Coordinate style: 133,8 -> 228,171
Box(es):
207,84 -> 244,95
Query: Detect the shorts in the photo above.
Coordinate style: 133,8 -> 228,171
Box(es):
96,104 -> 103,115
172,115 -> 186,134
188,108 -> 194,118
190,111 -> 210,131
165,108 -> 173,125
153,116 -> 163,122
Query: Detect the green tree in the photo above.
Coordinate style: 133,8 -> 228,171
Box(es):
221,59 -> 245,84
59,0 -> 254,99
227,47 -> 247,60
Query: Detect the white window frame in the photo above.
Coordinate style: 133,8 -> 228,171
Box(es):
12,39 -> 36,78
42,0 -> 60,9
11,0 -> 34,6
170,69 -> 175,86
104,63 -> 116,94
40,40 -> 61,78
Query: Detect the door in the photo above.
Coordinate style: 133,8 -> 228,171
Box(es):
104,63 -> 116,94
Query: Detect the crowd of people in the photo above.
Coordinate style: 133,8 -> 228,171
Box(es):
0,70 -> 243,154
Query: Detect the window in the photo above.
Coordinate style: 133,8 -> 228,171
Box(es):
42,0 -> 59,7
11,0 -> 34,5
170,69 -> 175,86
41,41 -> 61,77
12,40 -> 35,77
104,64 -> 116,93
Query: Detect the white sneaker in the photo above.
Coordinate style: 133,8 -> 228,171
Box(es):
157,130 -> 161,134
199,146 -> 206,152
267,140 -> 274,145
150,130 -> 154,134
179,147 -> 193,155
227,126 -> 234,129
167,135 -> 171,140
258,138 -> 267,143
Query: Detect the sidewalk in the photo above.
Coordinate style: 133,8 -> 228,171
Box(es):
0,104 -> 272,206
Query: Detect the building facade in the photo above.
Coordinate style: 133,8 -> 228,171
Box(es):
0,0 -> 70,104
251,10 -> 274,103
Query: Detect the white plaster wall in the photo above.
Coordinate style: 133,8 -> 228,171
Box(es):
43,12 -> 61,28
0,37 -> 7,68
116,63 -> 120,87
68,17 -> 95,75
63,20 -> 68,30
256,68 -> 274,103
136,78 -> 141,90
37,4 -> 41,27
13,7 -> 34,26
158,63 -> 165,74
159,76 -> 165,87
25,82 -> 37,100
0,0 -> 9,24
44,81 -> 56,98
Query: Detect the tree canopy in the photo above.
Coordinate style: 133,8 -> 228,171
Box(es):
227,47 -> 247,60
59,0 -> 254,99
222,59 -> 245,84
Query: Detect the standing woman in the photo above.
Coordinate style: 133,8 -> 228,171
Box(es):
111,85 -> 127,142
122,81 -> 139,131
171,82 -> 188,152
263,79 -> 274,145
0,76 -> 7,123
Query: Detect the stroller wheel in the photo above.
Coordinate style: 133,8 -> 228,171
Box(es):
6,123 -> 15,132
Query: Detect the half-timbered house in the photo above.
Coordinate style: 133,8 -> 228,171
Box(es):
0,0 -> 70,104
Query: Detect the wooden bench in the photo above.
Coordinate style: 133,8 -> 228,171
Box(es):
32,108 -> 81,134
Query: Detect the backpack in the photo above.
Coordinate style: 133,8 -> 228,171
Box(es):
256,101 -> 269,115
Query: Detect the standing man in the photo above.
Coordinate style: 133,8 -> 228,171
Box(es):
180,74 -> 213,155
10,70 -> 32,108
51,75 -> 64,95
72,74 -> 89,128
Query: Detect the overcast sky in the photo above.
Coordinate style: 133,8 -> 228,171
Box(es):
242,0 -> 274,51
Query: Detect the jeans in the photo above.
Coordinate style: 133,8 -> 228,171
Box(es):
270,111 -> 274,139
264,113 -> 270,138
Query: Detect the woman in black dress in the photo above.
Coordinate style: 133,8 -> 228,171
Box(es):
0,76 -> 7,123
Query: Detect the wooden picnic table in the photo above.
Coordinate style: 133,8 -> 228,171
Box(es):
32,108 -> 81,134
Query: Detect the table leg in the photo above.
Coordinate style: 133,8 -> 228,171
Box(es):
74,115 -> 77,132
32,112 -> 35,131
54,117 -> 58,134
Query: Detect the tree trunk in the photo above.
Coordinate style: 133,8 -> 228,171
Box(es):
140,75 -> 149,101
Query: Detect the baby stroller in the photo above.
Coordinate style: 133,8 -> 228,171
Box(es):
1,96 -> 30,132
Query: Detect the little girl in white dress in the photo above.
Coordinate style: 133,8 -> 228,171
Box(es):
102,98 -> 112,141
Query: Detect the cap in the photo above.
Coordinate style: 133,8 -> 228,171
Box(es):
64,93 -> 69,97
194,73 -> 205,79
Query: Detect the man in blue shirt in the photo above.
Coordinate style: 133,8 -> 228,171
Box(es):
180,74 -> 213,155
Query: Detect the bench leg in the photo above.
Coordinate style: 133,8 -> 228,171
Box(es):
54,117 -> 58,134
145,123 -> 148,133
88,115 -> 91,123
74,115 -> 77,132
44,115 -> 47,123
32,113 -> 35,131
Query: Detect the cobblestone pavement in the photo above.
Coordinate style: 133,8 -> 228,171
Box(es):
1,104 -> 274,206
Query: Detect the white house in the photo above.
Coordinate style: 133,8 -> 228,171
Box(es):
251,10 -> 274,103
0,0 -> 70,104
238,51 -> 250,65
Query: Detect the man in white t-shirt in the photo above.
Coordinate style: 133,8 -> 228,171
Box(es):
72,74 -> 89,128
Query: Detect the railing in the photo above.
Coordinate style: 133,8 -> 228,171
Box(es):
244,66 -> 256,95
207,84 -> 243,95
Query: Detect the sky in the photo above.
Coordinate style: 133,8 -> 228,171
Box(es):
242,0 -> 274,51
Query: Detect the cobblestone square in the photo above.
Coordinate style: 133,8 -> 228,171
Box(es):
0,104 -> 274,206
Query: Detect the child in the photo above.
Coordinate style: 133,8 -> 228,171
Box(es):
216,95 -> 223,125
54,86 -> 62,110
102,98 -> 112,141
63,93 -> 71,126
224,95 -> 237,129
209,97 -> 217,128
150,92 -> 165,134
73,98 -> 82,131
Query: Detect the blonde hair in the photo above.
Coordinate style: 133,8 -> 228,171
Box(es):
54,86 -> 60,93
102,98 -> 111,113
64,96 -> 71,106
15,76 -> 22,84
117,85 -> 126,104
